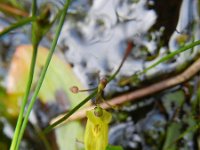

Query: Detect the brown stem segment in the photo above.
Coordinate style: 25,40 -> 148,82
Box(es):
108,41 -> 134,82
0,3 -> 29,17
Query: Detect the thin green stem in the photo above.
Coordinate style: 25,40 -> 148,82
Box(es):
32,0 -> 37,16
142,40 -> 200,73
15,0 -> 71,149
44,41 -> 134,133
0,16 -> 36,37
10,44 -> 38,150
45,40 -> 200,133
43,90 -> 97,133
34,125 -> 51,150
108,41 -> 133,82
172,122 -> 200,149
10,1 -> 38,149
121,40 -> 200,85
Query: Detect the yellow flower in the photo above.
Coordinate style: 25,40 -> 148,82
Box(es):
84,107 -> 112,150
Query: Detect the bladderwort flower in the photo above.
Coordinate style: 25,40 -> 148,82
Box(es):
84,106 -> 112,150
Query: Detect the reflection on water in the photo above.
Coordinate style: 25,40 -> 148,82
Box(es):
0,0 -> 200,149
60,0 -> 156,90
60,0 -> 200,93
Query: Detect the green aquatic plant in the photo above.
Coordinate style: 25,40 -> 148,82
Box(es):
7,0 -> 72,149
0,0 -> 200,150
44,41 -> 134,132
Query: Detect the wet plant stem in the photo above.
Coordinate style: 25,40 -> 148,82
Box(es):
10,1 -> 38,149
14,0 -> 71,149
10,43 -> 38,150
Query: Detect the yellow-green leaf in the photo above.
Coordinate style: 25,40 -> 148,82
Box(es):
6,45 -> 90,106
6,45 -> 91,150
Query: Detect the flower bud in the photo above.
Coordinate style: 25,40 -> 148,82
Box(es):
70,86 -> 79,94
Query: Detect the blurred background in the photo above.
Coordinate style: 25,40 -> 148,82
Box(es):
0,0 -> 200,149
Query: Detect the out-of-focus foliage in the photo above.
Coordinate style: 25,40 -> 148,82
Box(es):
106,145 -> 124,150
4,45 -> 91,149
7,45 -> 89,105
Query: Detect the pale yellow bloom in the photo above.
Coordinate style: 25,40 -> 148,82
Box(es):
84,107 -> 112,150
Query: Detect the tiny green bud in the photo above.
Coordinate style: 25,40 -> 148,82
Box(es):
94,106 -> 103,117
176,34 -> 188,45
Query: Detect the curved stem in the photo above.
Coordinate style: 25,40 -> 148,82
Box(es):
121,40 -> 200,85
0,3 -> 28,17
0,16 -> 36,37
53,55 -> 200,122
143,40 -> 200,73
44,41 -> 134,133
108,41 -> 133,82
47,40 -> 200,131
43,90 -> 97,133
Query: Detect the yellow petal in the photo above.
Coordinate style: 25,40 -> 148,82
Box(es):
84,108 -> 112,150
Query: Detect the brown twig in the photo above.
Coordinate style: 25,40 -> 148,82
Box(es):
0,3 -> 29,17
51,57 -> 200,125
